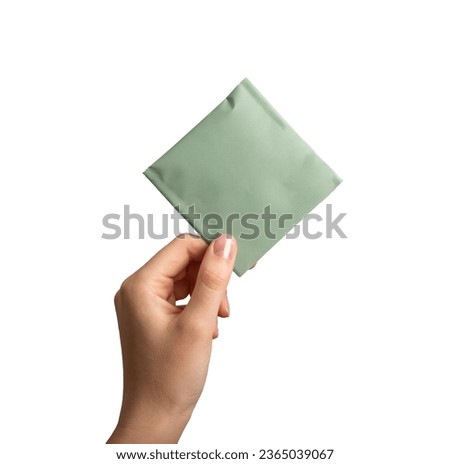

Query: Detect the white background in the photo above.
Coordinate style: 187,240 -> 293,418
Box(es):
1,1 -> 449,463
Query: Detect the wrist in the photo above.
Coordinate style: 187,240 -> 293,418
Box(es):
107,399 -> 192,444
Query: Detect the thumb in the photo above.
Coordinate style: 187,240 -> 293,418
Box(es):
184,234 -> 237,328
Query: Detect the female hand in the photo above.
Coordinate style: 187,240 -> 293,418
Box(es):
107,233 -> 237,444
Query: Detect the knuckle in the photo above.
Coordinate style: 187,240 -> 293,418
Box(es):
117,276 -> 148,303
119,277 -> 134,297
113,289 -> 122,307
200,268 -> 227,292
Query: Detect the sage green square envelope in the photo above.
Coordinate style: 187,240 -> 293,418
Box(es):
144,78 -> 342,276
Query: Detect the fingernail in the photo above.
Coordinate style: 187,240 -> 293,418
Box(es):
213,234 -> 233,259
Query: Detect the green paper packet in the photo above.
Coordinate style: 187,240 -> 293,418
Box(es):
144,78 -> 342,276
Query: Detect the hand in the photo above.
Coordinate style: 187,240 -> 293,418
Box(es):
107,233 -> 237,444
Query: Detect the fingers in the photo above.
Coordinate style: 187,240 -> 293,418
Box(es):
137,234 -> 208,279
175,279 -> 230,317
218,291 -> 230,318
182,234 -> 237,330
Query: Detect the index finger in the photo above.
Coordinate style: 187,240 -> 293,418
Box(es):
137,233 -> 208,279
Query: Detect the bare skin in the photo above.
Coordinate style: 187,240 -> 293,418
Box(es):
107,233 -> 237,444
